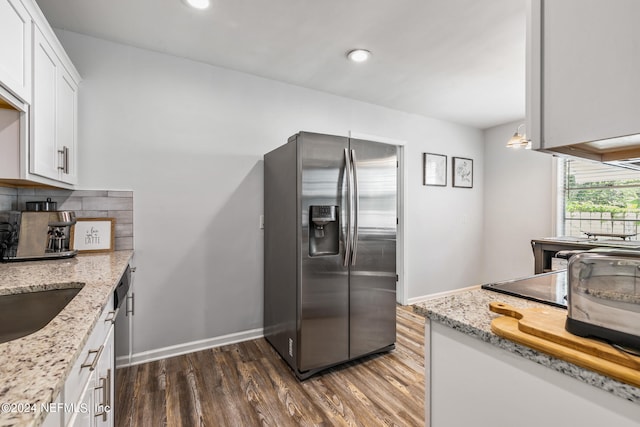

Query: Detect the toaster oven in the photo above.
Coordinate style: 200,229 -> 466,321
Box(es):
566,249 -> 640,351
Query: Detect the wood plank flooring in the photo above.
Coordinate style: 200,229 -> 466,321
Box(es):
115,306 -> 425,426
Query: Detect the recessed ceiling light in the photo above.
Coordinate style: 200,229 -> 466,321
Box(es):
184,0 -> 210,10
347,49 -> 372,63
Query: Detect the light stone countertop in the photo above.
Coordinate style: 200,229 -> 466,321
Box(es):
0,250 -> 134,427
413,287 -> 640,405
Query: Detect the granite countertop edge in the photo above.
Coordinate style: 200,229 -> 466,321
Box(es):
0,250 -> 134,427
412,288 -> 640,405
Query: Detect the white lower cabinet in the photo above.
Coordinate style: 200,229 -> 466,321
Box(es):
67,327 -> 113,427
68,369 -> 94,427
40,392 -> 63,427
43,298 -> 117,427
94,327 -> 114,427
427,321 -> 640,427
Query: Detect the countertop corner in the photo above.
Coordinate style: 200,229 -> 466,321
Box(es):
412,287 -> 640,405
0,250 -> 133,427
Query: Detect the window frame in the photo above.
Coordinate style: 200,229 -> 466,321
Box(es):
556,157 -> 640,240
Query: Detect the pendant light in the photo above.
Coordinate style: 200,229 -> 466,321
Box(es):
506,124 -> 530,149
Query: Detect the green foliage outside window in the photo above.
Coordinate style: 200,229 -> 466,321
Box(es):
565,170 -> 640,214
562,160 -> 640,237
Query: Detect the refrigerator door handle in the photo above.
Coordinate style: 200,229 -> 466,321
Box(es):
351,149 -> 359,265
344,148 -> 352,267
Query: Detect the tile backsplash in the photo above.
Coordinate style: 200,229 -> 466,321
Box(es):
0,187 -> 18,211
1,187 -> 134,251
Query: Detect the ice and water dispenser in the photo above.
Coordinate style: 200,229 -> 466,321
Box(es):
309,205 -> 339,256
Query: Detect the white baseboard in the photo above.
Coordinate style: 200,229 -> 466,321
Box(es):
407,284 -> 480,305
117,327 -> 264,368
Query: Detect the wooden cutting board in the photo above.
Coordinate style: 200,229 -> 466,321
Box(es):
489,301 -> 640,388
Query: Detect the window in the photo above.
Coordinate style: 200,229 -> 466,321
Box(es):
559,158 -> 640,240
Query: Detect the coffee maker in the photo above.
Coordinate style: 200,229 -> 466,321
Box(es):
0,202 -> 78,261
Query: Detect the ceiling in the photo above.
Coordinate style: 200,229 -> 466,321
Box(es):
35,0 -> 526,129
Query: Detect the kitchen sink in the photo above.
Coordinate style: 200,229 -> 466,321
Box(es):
0,286 -> 83,344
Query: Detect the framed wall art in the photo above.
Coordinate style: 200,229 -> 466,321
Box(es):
70,218 -> 115,253
423,153 -> 447,186
452,157 -> 473,188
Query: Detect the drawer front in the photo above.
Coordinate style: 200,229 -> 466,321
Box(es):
92,297 -> 117,349
63,297 -> 115,415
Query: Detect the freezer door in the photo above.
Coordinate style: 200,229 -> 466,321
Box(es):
298,132 -> 350,372
348,138 -> 397,359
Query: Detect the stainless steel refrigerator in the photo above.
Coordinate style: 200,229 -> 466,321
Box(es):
264,131 -> 397,379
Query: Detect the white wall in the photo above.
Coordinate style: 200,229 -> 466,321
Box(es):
482,121 -> 554,283
56,30 -> 484,357
407,123 -> 485,298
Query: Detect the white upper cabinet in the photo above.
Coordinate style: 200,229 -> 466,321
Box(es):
0,0 -> 32,103
30,25 -> 79,185
527,0 -> 640,160
0,0 -> 80,188
31,26 -> 58,181
56,66 -> 78,184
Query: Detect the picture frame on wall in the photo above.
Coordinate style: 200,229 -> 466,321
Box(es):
452,157 -> 473,188
423,153 -> 447,186
70,218 -> 116,253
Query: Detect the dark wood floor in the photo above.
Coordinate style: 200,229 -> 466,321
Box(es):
115,307 -> 425,426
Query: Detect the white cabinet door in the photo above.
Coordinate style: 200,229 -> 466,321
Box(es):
0,0 -> 31,102
30,25 -> 58,180
30,24 -> 79,184
529,0 -> 640,150
68,370 -> 95,427
64,298 -> 115,426
40,392 -> 63,427
94,327 -> 114,427
56,66 -> 78,184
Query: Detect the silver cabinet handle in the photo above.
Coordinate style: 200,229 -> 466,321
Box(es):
104,309 -> 117,324
94,368 -> 110,421
344,148 -> 352,267
127,292 -> 135,316
57,148 -> 64,171
57,146 -> 69,174
107,368 -> 111,406
351,149 -> 359,265
81,345 -> 104,371
64,146 -> 69,174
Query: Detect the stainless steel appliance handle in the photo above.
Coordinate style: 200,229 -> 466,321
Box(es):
344,148 -> 352,267
351,149 -> 359,265
128,292 -> 135,316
